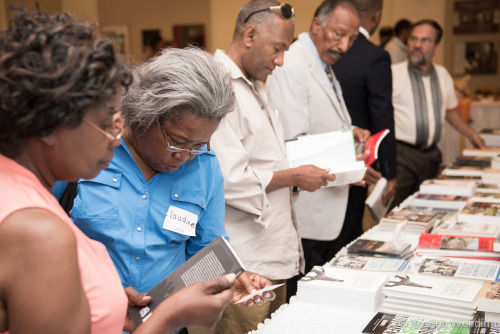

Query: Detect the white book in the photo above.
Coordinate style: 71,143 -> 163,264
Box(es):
365,177 -> 392,221
418,258 -> 500,282
382,273 -> 482,307
328,253 -> 409,272
463,148 -> 500,157
419,179 -> 477,197
477,282 -> 500,313
410,193 -> 469,210
441,165 -> 485,177
471,191 -> 500,203
433,220 -> 500,238
483,168 -> 500,185
286,129 -> 366,187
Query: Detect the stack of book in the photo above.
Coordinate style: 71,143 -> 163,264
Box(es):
455,155 -> 492,168
483,168 -> 500,185
458,201 -> 500,223
381,273 -> 483,321
328,253 -> 409,272
379,209 -> 437,234
477,282 -> 500,324
346,239 -> 413,259
296,266 -> 387,312
417,257 -> 500,282
441,165 -> 485,178
415,233 -> 500,260
470,190 -> 500,203
480,128 -> 500,148
409,193 -> 469,210
463,148 -> 500,158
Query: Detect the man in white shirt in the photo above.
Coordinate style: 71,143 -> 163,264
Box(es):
391,19 -> 485,208
210,1 -> 334,333
384,18 -> 412,64
267,0 -> 370,299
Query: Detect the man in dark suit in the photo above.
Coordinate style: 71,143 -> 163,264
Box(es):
332,0 -> 397,248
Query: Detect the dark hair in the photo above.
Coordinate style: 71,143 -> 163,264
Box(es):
379,26 -> 393,38
394,19 -> 412,36
314,0 -> 359,26
0,8 -> 132,157
412,19 -> 443,44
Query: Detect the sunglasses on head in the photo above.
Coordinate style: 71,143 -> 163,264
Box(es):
243,3 -> 294,24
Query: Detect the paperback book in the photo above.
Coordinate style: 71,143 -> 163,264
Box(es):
416,233 -> 500,260
379,209 -> 437,233
458,201 -> 500,224
365,177 -> 393,221
471,191 -> 500,203
362,312 -> 471,334
329,253 -> 409,272
409,193 -> 469,210
455,155 -> 492,168
347,239 -> 412,259
419,179 -> 478,197
441,165 -> 485,177
361,129 -> 390,166
462,148 -> 500,157
477,282 -> 500,313
129,236 -> 245,328
418,258 -> 500,282
286,129 -> 366,187
483,168 -> 500,185
432,220 -> 500,238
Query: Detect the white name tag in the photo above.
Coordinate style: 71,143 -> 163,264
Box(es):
163,206 -> 198,236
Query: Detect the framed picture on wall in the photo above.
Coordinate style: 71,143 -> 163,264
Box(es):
453,0 -> 500,34
101,25 -> 130,56
173,25 -> 205,49
453,41 -> 499,75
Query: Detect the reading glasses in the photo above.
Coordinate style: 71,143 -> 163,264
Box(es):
159,120 -> 210,155
82,118 -> 122,146
243,3 -> 294,24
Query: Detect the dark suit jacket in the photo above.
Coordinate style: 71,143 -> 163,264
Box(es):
333,33 -> 396,180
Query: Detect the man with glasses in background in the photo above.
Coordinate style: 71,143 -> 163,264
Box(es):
267,0 -> 370,299
390,19 -> 485,208
63,47 -> 277,334
210,1 -> 334,333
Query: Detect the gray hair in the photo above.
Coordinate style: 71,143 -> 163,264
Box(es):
234,0 -> 284,35
121,47 -> 235,135
314,0 -> 359,27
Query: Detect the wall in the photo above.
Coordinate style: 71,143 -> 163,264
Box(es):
97,0 -> 210,62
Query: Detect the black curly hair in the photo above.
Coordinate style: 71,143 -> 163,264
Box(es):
0,8 -> 132,157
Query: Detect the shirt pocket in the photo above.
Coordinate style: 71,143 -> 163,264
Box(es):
71,168 -> 122,223
160,184 -> 208,243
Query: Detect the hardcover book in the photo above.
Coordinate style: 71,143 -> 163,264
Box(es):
129,236 -> 245,328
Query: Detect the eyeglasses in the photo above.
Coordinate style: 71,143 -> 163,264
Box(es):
159,121 -> 210,155
82,118 -> 122,146
243,3 -> 294,24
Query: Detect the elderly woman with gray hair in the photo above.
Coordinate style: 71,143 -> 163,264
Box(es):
67,47 -> 275,320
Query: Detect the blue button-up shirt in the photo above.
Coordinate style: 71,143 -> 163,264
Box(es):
70,140 -> 228,292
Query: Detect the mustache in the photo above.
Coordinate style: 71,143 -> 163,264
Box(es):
327,49 -> 343,57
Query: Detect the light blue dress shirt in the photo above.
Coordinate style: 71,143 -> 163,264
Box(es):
70,140 -> 228,292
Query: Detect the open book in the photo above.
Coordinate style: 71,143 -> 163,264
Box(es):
129,236 -> 245,328
286,129 -> 366,187
360,129 -> 390,166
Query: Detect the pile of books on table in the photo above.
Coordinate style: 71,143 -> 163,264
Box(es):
381,273 -> 482,322
477,281 -> 500,324
346,238 -> 413,259
329,253 -> 409,272
378,209 -> 437,234
417,257 -> 500,282
296,266 -> 387,312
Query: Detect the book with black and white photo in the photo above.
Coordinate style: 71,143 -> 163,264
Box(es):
362,312 -> 472,334
285,129 -> 366,187
458,201 -> 500,224
418,257 -> 500,282
419,178 -> 478,197
379,208 -> 437,233
381,273 -> 483,321
328,253 -> 409,272
471,190 -> 500,203
129,236 -> 245,328
409,193 -> 469,210
296,266 -> 387,312
347,239 -> 413,259
477,282 -> 500,314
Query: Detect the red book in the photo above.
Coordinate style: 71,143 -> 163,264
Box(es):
416,233 -> 500,260
363,129 -> 390,166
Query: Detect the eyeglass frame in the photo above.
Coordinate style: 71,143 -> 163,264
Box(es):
243,3 -> 294,24
82,118 -> 122,145
158,120 -> 211,155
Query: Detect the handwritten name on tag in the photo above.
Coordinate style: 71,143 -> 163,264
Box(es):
163,206 -> 198,236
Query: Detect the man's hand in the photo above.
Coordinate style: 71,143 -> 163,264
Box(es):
363,166 -> 382,185
353,127 -> 370,144
233,271 -> 276,306
468,131 -> 486,149
293,165 -> 336,192
383,179 -> 397,206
